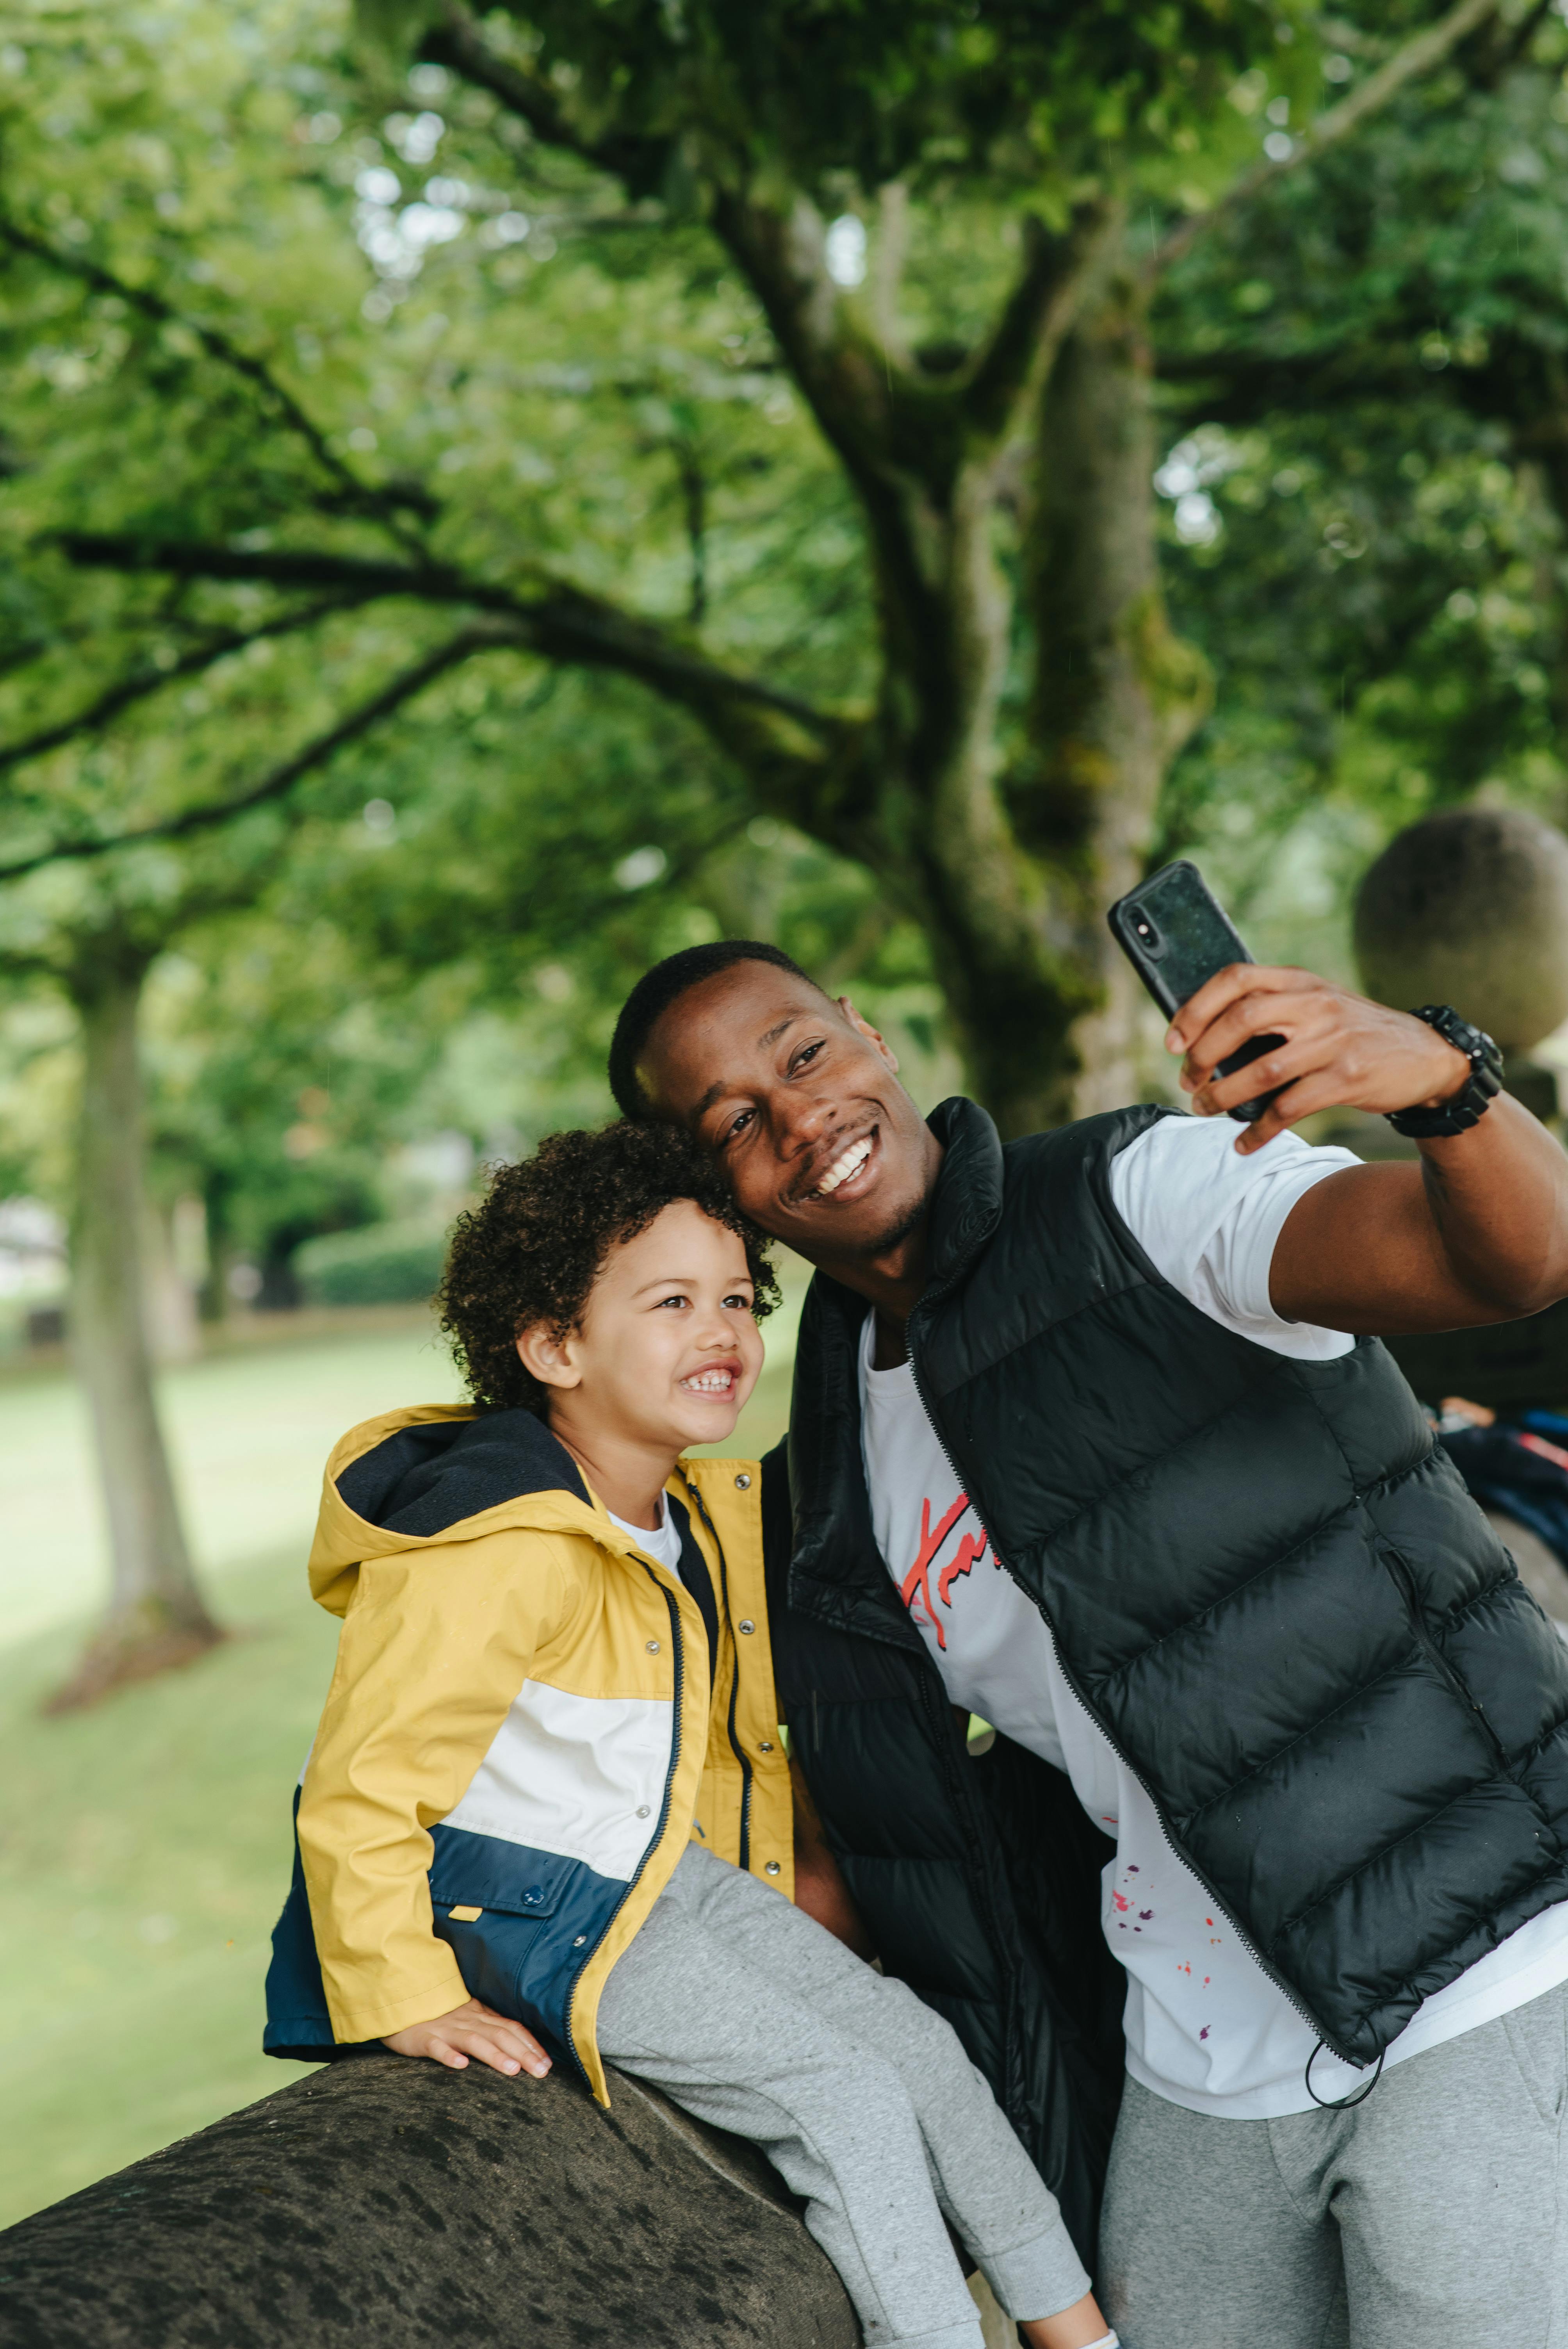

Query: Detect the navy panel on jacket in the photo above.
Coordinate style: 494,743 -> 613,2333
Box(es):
262,1790 -> 362,2064
264,1808 -> 626,2077
336,1406 -> 588,1535
426,1823 -> 625,2069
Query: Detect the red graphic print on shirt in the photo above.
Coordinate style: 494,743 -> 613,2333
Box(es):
898,1493 -> 988,1649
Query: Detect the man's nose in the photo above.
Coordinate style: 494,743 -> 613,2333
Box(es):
775,1081 -> 838,1160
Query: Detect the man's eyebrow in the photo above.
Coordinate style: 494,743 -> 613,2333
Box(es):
688,1013 -> 804,1121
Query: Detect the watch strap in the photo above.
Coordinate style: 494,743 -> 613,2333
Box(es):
1385,1005 -> 1503,1139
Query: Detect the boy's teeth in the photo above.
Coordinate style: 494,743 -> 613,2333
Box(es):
816,1136 -> 871,1196
684,1369 -> 732,1392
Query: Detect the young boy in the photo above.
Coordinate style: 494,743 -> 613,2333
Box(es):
264,1121 -> 1114,2349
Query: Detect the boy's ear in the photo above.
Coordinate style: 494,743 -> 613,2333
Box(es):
516,1324 -> 582,1391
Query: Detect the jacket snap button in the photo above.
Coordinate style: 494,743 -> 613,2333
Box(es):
573,1935 -> 587,1947
734,1472 -> 751,1489
738,1619 -> 755,1635
759,1740 -> 773,1753
764,1861 -> 781,1876
646,1638 -> 660,1653
636,1804 -> 651,1818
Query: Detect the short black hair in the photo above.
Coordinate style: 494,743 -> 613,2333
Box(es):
608,940 -> 823,1121
438,1121 -> 778,1415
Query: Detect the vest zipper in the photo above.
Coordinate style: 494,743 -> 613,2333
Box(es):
902,1294 -> 1356,2066
564,1565 -> 684,2091
683,1477 -> 755,1874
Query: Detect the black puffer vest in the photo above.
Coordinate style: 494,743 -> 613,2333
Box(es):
768,1098 -> 1568,2256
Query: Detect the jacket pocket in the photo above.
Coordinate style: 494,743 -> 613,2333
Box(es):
431,1904 -> 554,2010
426,1827 -> 627,2066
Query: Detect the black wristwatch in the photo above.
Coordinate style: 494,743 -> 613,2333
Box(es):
1385,1005 -> 1504,1138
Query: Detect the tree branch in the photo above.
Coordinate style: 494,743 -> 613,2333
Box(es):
0,628 -> 498,886
0,214 -> 428,554
0,598 -> 366,781
962,205 -> 1115,446
429,5 -> 930,520
425,1 -> 661,183
1151,0 -> 1506,276
54,534 -> 841,738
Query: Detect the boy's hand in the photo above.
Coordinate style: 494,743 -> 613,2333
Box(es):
383,1997 -> 552,2078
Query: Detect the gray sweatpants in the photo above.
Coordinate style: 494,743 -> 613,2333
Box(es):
1099,1977 -> 1568,2349
596,1842 -> 1089,2349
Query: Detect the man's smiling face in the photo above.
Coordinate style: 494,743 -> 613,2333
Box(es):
636,962 -> 941,1281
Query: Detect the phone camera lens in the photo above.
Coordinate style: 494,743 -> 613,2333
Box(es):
1135,920 -> 1152,940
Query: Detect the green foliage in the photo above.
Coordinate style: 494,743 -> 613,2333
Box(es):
1,0 -> 1565,1144
292,1214 -> 447,1303
462,0 -> 1291,198
1148,24 -> 1568,968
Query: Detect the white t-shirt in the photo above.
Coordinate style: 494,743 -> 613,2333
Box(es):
859,1113 -> 1568,2119
608,1499 -> 684,1578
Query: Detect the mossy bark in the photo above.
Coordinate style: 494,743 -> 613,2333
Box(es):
845,252 -> 1210,1137
0,2052 -> 861,2348
1019,269 -> 1212,1125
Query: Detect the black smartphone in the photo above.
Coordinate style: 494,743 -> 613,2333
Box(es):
1107,860 -> 1285,1125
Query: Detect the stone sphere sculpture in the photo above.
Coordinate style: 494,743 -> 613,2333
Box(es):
1353,806 -> 1568,1056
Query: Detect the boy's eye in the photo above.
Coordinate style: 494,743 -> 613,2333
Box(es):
722,1292 -> 752,1310
654,1293 -> 690,1310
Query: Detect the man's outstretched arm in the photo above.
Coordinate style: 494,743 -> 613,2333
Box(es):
1169,965 -> 1568,1335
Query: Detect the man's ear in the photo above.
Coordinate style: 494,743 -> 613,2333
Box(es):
516,1324 -> 583,1391
838,996 -> 900,1075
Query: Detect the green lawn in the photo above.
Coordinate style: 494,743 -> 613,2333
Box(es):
0,1304 -> 796,2230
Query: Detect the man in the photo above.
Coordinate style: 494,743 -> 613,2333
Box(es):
607,938 -> 1568,2349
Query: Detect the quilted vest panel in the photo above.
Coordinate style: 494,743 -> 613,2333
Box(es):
901,1100 -> 1568,2066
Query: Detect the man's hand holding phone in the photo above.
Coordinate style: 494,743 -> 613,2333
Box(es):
1167,964 -> 1472,1155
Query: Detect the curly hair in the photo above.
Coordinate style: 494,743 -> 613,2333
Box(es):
438,1121 -> 779,1415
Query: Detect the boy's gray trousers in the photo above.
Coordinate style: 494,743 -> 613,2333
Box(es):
1099,1976 -> 1568,2349
595,1842 -> 1089,2349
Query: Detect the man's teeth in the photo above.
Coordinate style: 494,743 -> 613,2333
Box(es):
815,1137 -> 872,1196
683,1369 -> 734,1393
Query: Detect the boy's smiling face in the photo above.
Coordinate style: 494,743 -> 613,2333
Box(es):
517,1199 -> 765,1465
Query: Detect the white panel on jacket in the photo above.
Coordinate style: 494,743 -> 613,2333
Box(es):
445,1681 -> 674,1883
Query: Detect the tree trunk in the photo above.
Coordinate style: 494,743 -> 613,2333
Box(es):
874,450 -> 1089,1141
1021,254 -> 1212,1123
144,1197 -> 203,1363
858,250 -> 1210,1138
48,949 -> 221,1711
0,2055 -> 860,2348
